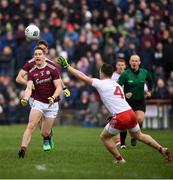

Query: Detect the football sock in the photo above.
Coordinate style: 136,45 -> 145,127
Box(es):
120,131 -> 127,145
43,130 -> 53,140
18,146 -> 27,158
115,137 -> 120,144
159,147 -> 163,154
43,136 -> 51,141
116,155 -> 122,161
21,146 -> 27,151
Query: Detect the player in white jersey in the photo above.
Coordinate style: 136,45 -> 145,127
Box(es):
56,56 -> 172,163
111,59 -> 126,147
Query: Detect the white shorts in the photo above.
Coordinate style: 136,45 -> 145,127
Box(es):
105,123 -> 140,135
29,97 -> 34,107
31,100 -> 59,118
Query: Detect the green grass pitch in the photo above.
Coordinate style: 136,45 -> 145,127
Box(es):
0,125 -> 172,179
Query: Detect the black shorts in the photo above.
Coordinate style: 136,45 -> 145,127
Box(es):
127,100 -> 146,112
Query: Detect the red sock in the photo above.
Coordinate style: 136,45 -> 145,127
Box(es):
116,155 -> 122,161
115,138 -> 120,144
21,146 -> 27,151
159,147 -> 163,154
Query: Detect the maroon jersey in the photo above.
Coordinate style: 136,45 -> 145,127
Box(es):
22,58 -> 61,98
28,63 -> 60,103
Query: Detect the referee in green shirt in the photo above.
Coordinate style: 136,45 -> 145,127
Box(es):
117,54 -> 152,147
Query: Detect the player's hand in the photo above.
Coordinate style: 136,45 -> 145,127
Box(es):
125,92 -> 133,99
32,84 -> 35,90
145,91 -> 152,98
20,98 -> 28,106
56,56 -> 69,69
63,87 -> 71,97
48,96 -> 55,106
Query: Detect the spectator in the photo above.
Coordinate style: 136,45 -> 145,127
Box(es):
64,23 -> 79,43
76,57 -> 89,74
0,46 -> 14,77
97,104 -> 109,127
140,40 -> 155,70
168,71 -> 173,121
140,27 -> 155,50
74,34 -> 88,60
77,90 -> 90,121
81,92 -> 99,127
103,19 -> 117,43
63,37 -> 75,60
153,78 -> 170,99
154,42 -> 164,67
41,27 -> 55,48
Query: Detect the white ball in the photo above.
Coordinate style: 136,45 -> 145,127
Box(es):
25,24 -> 40,40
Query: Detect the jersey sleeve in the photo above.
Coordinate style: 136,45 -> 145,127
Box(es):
22,61 -> 34,72
117,71 -> 126,86
92,78 -> 100,89
46,58 -> 62,73
51,67 -> 60,80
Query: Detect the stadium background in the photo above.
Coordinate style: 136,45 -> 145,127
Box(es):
0,0 -> 173,128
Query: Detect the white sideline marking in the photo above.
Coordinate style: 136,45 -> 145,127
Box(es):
35,164 -> 47,171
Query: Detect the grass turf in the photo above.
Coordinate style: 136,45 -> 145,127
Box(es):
0,125 -> 172,179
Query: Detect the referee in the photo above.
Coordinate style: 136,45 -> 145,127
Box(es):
118,54 -> 153,147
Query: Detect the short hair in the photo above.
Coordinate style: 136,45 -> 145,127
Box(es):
100,63 -> 114,77
130,54 -> 140,61
116,58 -> 126,64
34,46 -> 46,54
37,40 -> 48,48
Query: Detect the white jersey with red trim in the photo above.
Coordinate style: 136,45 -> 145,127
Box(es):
92,78 -> 131,115
111,71 -> 120,81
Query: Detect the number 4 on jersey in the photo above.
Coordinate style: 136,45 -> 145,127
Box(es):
114,86 -> 124,99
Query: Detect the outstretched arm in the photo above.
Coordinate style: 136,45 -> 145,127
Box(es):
61,79 -> 71,97
57,56 -> 93,85
67,66 -> 92,85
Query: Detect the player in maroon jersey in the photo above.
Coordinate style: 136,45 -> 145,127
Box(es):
16,40 -> 70,97
16,40 -> 70,151
18,46 -> 62,158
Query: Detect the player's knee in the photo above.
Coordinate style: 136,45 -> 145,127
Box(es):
131,131 -> 142,140
41,130 -> 50,137
100,132 -> 111,142
136,132 -> 146,141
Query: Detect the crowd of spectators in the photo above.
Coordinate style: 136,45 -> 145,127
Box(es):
0,0 -> 173,126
